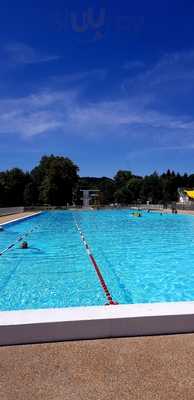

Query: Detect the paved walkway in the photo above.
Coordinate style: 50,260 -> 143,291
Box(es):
0,211 -> 38,224
1,334 -> 194,400
1,210 -> 194,399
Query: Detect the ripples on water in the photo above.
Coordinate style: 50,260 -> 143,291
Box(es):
0,210 -> 194,310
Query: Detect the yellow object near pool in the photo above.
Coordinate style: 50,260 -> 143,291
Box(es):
184,190 -> 194,200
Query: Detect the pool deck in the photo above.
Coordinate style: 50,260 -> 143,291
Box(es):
0,211 -> 38,225
1,334 -> 194,399
164,208 -> 194,215
1,209 -> 194,399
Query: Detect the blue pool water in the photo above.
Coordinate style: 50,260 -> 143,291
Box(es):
1,210 -> 194,310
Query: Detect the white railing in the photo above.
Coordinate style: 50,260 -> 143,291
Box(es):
0,207 -> 24,216
176,203 -> 194,211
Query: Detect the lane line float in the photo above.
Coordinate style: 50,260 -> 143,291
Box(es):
73,216 -> 118,306
0,225 -> 40,256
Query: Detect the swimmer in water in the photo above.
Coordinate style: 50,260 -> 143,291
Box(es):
20,241 -> 28,249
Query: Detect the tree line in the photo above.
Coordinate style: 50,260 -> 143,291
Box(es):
0,154 -> 194,207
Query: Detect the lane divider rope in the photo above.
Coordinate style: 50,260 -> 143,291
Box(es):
0,225 -> 39,256
73,216 -> 118,306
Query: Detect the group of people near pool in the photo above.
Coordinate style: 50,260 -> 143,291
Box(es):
131,209 -> 175,217
0,206 -> 179,252
132,212 -> 142,217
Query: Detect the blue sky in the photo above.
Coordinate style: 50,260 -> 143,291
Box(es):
1,0 -> 194,176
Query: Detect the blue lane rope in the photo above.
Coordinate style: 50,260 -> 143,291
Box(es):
0,225 -> 40,256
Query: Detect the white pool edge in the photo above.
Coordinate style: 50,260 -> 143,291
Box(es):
1,211 -> 194,345
0,302 -> 194,345
0,211 -> 42,226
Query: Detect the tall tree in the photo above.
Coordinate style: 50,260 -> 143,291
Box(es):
114,170 -> 133,188
0,168 -> 27,206
140,172 -> 163,204
32,155 -> 79,205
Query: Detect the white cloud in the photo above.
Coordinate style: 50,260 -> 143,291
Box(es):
123,50 -> 194,96
0,91 -> 72,137
123,60 -> 145,70
3,43 -> 60,65
0,88 -> 194,142
0,50 -> 194,149
57,69 -> 107,83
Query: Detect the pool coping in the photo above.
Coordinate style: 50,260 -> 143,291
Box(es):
1,210 -> 194,345
0,302 -> 194,345
0,211 -> 42,226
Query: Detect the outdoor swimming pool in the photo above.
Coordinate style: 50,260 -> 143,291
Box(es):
1,210 -> 194,311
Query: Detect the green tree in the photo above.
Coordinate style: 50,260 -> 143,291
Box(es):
127,177 -> 143,203
23,181 -> 38,205
32,155 -> 79,205
114,170 -> 133,188
0,168 -> 27,206
114,185 -> 133,204
98,178 -> 115,204
161,170 -> 179,203
140,172 -> 163,204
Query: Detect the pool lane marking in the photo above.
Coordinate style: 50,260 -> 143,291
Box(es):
0,225 -> 39,256
90,216 -> 133,304
73,217 -> 118,306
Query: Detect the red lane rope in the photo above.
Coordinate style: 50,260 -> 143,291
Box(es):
74,217 -> 118,306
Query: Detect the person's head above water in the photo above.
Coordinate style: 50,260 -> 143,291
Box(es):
20,241 -> 28,249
